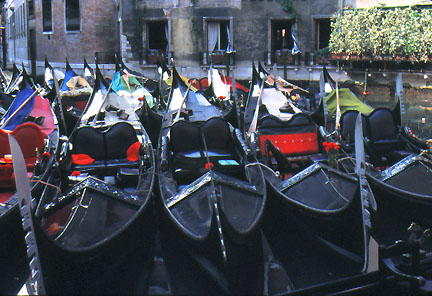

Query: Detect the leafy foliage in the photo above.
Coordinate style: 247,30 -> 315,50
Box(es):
329,6 -> 432,61
276,0 -> 293,12
313,46 -> 330,57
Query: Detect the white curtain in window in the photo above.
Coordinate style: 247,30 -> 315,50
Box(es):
208,22 -> 219,52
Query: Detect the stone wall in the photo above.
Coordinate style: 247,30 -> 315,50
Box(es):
123,0 -> 340,79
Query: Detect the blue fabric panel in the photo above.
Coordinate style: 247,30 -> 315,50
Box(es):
2,87 -> 36,131
111,71 -> 122,93
61,70 -> 75,91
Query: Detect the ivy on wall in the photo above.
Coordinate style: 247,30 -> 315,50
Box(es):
276,0 -> 299,21
329,6 -> 432,62
276,0 -> 293,12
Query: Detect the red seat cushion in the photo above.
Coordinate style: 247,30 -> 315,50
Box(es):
0,123 -> 45,188
127,141 -> 141,162
0,129 -> 9,158
12,122 -> 45,159
72,154 -> 95,166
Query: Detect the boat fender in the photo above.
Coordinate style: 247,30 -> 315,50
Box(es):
160,135 -> 169,171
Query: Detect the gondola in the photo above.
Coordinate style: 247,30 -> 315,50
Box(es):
0,63 -> 26,112
202,64 -> 239,128
48,58 -> 94,135
59,58 -> 93,111
243,63 -> 373,291
24,64 -> 156,294
113,55 -> 163,146
3,62 -> 22,95
83,58 -> 95,87
0,66 -> 59,295
339,107 -> 432,252
156,66 -> 266,295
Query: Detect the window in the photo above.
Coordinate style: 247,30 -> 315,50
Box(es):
147,21 -> 168,51
42,0 -> 52,33
315,18 -> 331,50
65,0 -> 80,31
207,20 -> 230,53
29,0 -> 35,18
144,20 -> 169,64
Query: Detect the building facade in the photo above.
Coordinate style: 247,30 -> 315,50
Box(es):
122,0 -> 341,80
2,0 -> 431,80
3,0 -> 119,75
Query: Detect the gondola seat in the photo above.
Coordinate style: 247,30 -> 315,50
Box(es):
0,122 -> 45,188
170,117 -> 240,184
71,122 -> 141,172
340,110 -> 367,152
258,113 -> 320,156
201,117 -> 240,176
170,120 -> 206,184
364,109 -> 406,156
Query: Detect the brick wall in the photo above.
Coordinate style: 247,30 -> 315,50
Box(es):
34,0 -> 119,64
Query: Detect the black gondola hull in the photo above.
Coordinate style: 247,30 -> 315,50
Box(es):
34,197 -> 155,295
368,175 -> 432,248
263,166 -> 368,291
157,191 -> 264,295
0,204 -> 29,295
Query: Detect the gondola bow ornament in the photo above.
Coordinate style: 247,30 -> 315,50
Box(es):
9,134 -> 46,295
354,112 -> 377,229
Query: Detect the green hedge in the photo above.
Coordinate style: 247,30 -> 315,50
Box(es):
329,6 -> 432,61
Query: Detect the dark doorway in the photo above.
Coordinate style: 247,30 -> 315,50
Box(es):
271,20 -> 294,64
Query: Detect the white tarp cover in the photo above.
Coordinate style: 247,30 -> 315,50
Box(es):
261,88 -> 301,121
209,68 -> 229,99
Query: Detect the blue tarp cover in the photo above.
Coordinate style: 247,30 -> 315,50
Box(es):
1,87 -> 36,131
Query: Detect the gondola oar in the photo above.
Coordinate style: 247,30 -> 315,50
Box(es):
335,82 -> 341,131
247,78 -> 266,136
91,79 -> 114,126
230,62 -> 241,129
173,83 -> 191,123
276,76 -> 310,93
9,134 -> 46,295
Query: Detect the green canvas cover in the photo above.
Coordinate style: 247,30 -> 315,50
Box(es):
325,88 -> 373,116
